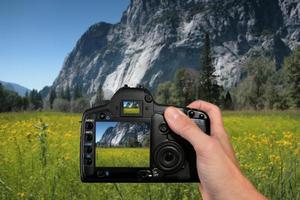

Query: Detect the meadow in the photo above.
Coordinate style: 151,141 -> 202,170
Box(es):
96,148 -> 149,167
0,111 -> 299,200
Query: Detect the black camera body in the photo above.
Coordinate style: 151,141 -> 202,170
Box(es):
80,85 -> 210,182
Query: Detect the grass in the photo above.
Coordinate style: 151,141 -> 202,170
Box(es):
123,108 -> 140,115
96,148 -> 149,167
0,111 -> 299,200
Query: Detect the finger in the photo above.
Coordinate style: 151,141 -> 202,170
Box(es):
188,100 -> 226,135
164,107 -> 211,154
187,100 -> 239,167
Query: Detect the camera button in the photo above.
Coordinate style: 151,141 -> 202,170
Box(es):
159,123 -> 169,133
145,94 -> 153,103
199,113 -> 205,119
86,134 -> 93,141
99,113 -> 106,119
138,170 -> 152,179
188,110 -> 195,118
85,158 -> 92,165
97,170 -> 106,178
86,146 -> 92,153
85,122 -> 94,130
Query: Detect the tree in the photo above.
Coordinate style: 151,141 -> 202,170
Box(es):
71,97 -> 89,113
264,71 -> 288,110
198,33 -> 220,104
29,89 -> 43,110
235,57 -> 276,110
64,85 -> 71,102
52,98 -> 70,112
173,68 -> 197,106
74,84 -> 83,100
0,83 -> 5,112
49,89 -> 57,109
155,81 -> 175,104
223,91 -> 234,110
283,46 -> 300,108
94,85 -> 104,107
59,88 -> 65,99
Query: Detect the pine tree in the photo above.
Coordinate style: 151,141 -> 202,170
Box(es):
283,46 -> 300,108
29,89 -> 43,110
224,91 -> 234,110
49,89 -> 57,109
74,84 -> 82,100
64,85 -> 71,102
94,85 -> 104,106
198,33 -> 220,104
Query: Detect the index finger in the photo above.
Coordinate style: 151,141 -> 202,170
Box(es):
187,100 -> 225,134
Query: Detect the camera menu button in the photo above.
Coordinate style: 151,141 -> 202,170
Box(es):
159,123 -> 169,133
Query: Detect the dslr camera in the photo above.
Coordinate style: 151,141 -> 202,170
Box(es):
80,85 -> 210,182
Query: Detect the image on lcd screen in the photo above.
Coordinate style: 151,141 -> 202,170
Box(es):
122,100 -> 141,115
95,121 -> 150,167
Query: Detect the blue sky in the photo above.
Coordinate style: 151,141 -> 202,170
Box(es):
0,0 -> 129,90
96,121 -> 117,142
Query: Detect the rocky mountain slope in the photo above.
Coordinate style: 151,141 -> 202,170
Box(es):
97,122 -> 150,147
52,0 -> 300,99
0,80 -> 30,96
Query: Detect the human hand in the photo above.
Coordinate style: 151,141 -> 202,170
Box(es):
164,100 -> 267,200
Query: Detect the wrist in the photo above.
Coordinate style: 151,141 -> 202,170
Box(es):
232,173 -> 267,200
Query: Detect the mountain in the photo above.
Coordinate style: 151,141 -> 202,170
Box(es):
0,80 -> 30,96
97,122 -> 150,147
52,0 -> 300,99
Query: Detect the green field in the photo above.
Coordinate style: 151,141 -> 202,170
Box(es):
123,107 -> 140,114
96,148 -> 149,167
0,111 -> 299,200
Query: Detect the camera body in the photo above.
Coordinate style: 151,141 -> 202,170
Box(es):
80,85 -> 210,182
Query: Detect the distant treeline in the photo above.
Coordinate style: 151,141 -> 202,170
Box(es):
155,34 -> 300,110
0,34 -> 299,112
0,87 -> 42,112
0,83 -> 104,113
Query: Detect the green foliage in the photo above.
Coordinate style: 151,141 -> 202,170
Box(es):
223,91 -> 234,110
94,85 -> 104,106
283,46 -> 300,108
198,33 -> 221,105
0,84 -> 44,112
71,98 -> 89,113
73,84 -> 82,100
29,89 -> 43,110
155,69 -> 198,106
64,85 -> 71,102
52,98 -> 70,112
155,81 -> 176,105
49,89 -> 57,109
233,57 -> 276,110
173,69 -> 197,106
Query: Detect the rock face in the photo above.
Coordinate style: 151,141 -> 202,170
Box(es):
97,122 -> 150,147
52,0 -> 300,99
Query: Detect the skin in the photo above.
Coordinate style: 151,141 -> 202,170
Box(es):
164,100 -> 267,200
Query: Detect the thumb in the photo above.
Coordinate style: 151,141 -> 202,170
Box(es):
164,107 -> 211,153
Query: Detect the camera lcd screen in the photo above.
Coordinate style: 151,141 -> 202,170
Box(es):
95,121 -> 150,167
121,100 -> 141,116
